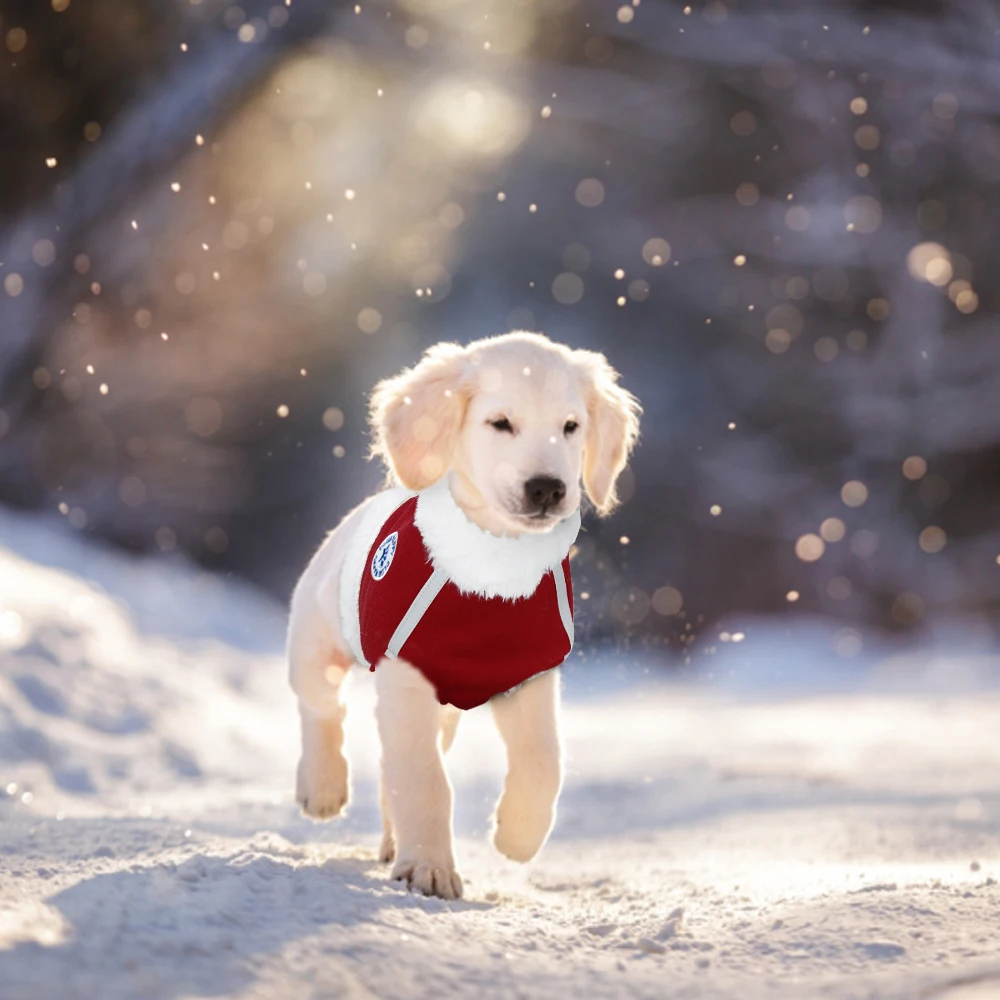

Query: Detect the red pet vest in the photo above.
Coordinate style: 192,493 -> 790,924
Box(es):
340,483 -> 577,710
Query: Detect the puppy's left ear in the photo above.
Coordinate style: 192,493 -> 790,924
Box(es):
369,341 -> 470,489
576,351 -> 641,515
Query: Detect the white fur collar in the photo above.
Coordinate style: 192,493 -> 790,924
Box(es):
413,477 -> 580,600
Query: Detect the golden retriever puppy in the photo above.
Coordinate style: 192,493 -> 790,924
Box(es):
287,331 -> 640,899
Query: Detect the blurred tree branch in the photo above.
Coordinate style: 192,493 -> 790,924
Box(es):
0,0 -> 342,420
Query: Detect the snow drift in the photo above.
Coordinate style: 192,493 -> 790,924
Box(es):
1,515 -> 999,999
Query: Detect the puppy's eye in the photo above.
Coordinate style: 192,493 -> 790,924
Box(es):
489,417 -> 514,433
563,420 -> 579,435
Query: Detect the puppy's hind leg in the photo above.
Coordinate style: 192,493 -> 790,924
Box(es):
288,601 -> 351,820
378,766 -> 395,863
440,705 -> 462,755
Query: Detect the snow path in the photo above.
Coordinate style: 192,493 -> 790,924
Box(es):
1,516 -> 999,999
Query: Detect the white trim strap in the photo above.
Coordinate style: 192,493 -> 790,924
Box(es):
386,567 -> 450,659
552,564 -> 574,650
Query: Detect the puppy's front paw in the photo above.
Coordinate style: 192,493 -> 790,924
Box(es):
391,858 -> 463,900
296,750 -> 349,820
493,796 -> 554,863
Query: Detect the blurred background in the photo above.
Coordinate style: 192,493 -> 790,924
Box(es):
2,0 -> 999,660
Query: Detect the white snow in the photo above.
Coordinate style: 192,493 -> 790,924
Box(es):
1,511 -> 999,999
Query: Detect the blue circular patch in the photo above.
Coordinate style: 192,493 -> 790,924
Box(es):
371,531 -> 398,581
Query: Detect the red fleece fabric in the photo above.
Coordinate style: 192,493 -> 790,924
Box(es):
357,496 -> 574,710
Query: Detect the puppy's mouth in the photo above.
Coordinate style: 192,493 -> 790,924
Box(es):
507,506 -> 566,531
527,507 -> 560,521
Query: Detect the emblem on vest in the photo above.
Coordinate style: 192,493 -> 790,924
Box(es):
371,531 -> 398,581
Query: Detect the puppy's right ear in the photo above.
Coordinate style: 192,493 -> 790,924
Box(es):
369,342 -> 470,489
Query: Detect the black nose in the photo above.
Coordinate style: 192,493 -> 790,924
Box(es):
524,476 -> 566,512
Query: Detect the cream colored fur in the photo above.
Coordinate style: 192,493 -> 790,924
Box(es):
287,331 -> 640,899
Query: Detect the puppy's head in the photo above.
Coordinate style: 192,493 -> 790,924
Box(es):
370,332 -> 641,534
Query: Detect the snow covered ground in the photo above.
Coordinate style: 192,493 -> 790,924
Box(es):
1,512 -> 999,1000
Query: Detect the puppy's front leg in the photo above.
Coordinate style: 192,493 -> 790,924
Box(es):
375,657 -> 463,900
491,669 -> 562,862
